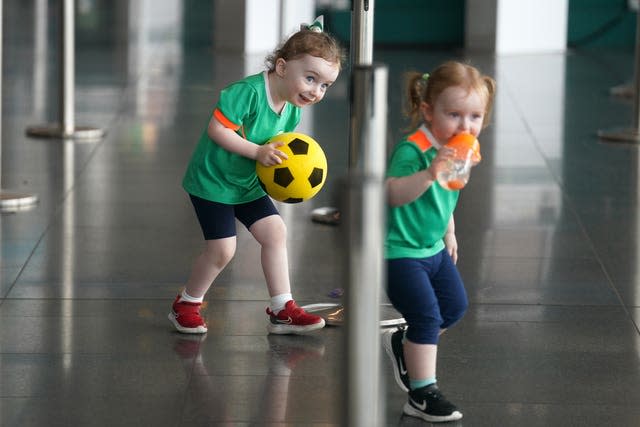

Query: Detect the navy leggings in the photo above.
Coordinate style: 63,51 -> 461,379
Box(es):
386,250 -> 468,345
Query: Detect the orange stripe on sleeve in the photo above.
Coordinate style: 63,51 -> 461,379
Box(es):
407,129 -> 433,152
213,108 -> 241,131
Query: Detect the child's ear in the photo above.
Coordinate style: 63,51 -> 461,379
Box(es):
420,101 -> 433,123
275,58 -> 287,77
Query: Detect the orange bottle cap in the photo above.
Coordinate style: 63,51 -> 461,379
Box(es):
447,132 -> 481,163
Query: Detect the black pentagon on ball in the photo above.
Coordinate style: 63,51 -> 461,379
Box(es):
308,167 -> 324,188
283,197 -> 303,204
288,138 -> 309,155
273,167 -> 294,188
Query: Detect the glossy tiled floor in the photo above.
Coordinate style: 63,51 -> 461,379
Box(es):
2,3 -> 640,427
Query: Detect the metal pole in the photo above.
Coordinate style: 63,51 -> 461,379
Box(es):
350,0 -> 374,65
598,7 -> 640,143
344,64 -> 387,427
0,0 -> 38,211
310,0 -> 376,225
61,0 -> 74,136
25,0 -> 105,141
348,0 -> 375,169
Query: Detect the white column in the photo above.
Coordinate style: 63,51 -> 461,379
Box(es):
466,0 -> 568,54
214,0 -> 315,54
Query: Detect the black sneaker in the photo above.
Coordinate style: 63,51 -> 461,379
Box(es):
404,383 -> 463,423
382,327 -> 410,392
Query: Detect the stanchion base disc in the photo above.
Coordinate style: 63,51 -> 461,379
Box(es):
26,124 -> 106,141
301,303 -> 406,328
310,206 -> 341,225
0,191 -> 38,212
598,127 -> 640,144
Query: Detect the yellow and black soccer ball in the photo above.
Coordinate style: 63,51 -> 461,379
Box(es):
256,132 -> 328,203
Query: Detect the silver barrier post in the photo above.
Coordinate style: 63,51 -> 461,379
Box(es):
350,0 -> 374,66
26,0 -> 105,141
344,64 -> 387,427
598,7 -> 640,143
311,0 -> 375,225
0,0 -> 38,211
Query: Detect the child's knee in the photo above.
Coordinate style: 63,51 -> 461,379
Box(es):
441,298 -> 468,329
204,241 -> 236,267
253,216 -> 287,246
405,315 -> 442,345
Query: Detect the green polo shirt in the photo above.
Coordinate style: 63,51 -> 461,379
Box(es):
385,126 -> 459,259
182,72 -> 301,204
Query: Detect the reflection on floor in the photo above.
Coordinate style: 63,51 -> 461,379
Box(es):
2,2 -> 640,426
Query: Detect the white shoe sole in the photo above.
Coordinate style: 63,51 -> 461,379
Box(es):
403,402 -> 463,423
267,318 -> 326,335
168,312 -> 208,334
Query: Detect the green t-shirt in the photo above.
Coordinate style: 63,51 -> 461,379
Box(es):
385,126 -> 459,259
182,72 -> 301,204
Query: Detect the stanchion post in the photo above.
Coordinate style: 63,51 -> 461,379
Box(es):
350,0 -> 374,66
311,0 -> 375,225
0,0 -> 38,211
61,0 -> 74,136
25,0 -> 105,141
343,64 -> 387,427
348,0 -> 375,169
598,7 -> 640,143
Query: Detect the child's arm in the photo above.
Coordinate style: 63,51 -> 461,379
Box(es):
444,215 -> 458,264
387,169 -> 435,206
207,116 -> 288,167
387,148 -> 453,206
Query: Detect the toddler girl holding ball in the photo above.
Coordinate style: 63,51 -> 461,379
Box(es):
170,17 -> 344,335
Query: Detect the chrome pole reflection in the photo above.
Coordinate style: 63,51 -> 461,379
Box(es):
0,0 -> 38,211
61,139 -> 75,370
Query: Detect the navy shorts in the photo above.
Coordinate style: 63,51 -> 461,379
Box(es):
189,194 -> 279,240
386,250 -> 468,345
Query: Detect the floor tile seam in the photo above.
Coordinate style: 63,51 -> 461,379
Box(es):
440,349 -> 640,359
464,254 -> 602,261
498,67 -> 629,304
469,302 -> 628,309
551,194 -> 639,334
455,398 -> 640,407
0,94 -> 140,302
0,354 -> 197,362
507,63 -> 640,330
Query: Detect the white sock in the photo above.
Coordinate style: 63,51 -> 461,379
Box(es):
270,293 -> 292,313
180,290 -> 204,303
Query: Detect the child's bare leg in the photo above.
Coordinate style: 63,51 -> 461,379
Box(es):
404,340 -> 438,382
248,214 -> 324,334
249,214 -> 291,297
184,237 -> 236,298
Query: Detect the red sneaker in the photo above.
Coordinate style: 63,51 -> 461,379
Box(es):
266,300 -> 325,335
168,295 -> 207,334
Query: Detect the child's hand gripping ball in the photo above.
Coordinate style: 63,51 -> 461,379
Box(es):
256,132 -> 328,203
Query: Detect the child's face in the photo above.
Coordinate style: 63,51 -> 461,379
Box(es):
422,85 -> 486,144
275,54 -> 340,107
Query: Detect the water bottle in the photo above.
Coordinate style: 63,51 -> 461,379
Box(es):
436,132 -> 481,191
